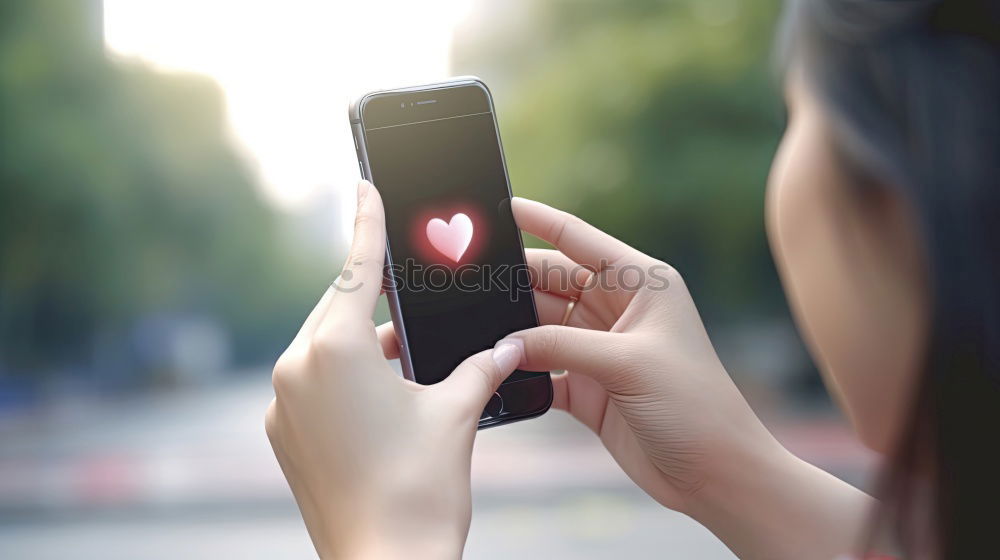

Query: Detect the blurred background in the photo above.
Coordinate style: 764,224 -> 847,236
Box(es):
0,0 -> 876,557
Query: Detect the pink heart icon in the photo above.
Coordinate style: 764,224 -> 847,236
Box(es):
426,213 -> 473,262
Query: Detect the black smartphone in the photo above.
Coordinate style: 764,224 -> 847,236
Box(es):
349,77 -> 552,428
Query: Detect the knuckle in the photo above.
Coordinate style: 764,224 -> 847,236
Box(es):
271,368 -> 294,395
273,351 -> 295,374
660,261 -> 682,281
467,357 -> 499,397
308,328 -> 352,359
549,213 -> 583,247
470,356 -> 497,381
263,401 -> 279,440
353,208 -> 376,230
531,325 -> 562,360
271,354 -> 299,393
346,246 -> 378,269
343,253 -> 382,284
647,259 -> 682,286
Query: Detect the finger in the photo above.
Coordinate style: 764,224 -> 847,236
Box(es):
533,289 -> 601,328
527,249 -> 612,329
533,289 -> 572,325
503,325 -> 631,388
513,198 -> 638,273
551,372 -> 569,410
439,341 -> 522,411
525,248 -> 593,298
549,371 -> 611,434
376,321 -> 400,360
323,181 -> 386,326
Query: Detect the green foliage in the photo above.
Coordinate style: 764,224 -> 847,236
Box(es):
454,0 -> 787,320
0,0 -> 797,385
0,0 -> 313,380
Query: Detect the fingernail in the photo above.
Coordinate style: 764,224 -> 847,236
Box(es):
492,342 -> 522,372
356,180 -> 370,207
502,337 -> 524,355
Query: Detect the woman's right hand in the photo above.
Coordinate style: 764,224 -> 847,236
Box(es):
375,197 -> 874,559
502,198 -> 876,560
504,197 -> 787,514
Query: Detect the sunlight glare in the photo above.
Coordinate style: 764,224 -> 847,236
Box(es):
104,0 -> 473,228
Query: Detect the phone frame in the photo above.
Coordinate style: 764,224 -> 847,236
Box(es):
349,76 -> 552,429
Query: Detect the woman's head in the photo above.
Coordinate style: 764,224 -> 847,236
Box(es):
767,66 -> 930,455
766,0 -> 1000,555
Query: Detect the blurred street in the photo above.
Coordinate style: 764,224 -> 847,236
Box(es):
0,2 -> 881,558
0,371 -> 873,559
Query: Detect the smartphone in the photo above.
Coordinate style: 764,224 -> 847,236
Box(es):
349,77 -> 552,428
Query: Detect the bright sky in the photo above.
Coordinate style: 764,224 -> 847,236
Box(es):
104,0 -> 473,227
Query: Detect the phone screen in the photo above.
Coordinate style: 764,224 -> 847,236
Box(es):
359,84 -> 546,390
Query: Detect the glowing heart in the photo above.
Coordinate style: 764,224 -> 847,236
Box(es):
426,213 -> 473,262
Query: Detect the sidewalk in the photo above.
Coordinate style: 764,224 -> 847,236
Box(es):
0,373 -> 873,559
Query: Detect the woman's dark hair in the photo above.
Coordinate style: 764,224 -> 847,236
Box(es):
779,0 -> 1000,557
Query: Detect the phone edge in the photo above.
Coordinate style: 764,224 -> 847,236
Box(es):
350,106 -> 417,383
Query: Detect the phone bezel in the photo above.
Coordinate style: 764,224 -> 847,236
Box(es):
349,77 -> 553,429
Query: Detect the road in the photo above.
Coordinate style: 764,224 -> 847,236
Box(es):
0,372 -> 872,559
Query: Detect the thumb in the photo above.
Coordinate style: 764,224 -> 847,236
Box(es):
503,325 -> 631,387
440,342 -> 523,412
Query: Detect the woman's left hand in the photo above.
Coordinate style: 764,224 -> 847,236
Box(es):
265,180 -> 522,559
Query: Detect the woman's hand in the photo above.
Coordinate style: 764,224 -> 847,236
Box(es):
496,198 -> 872,559
499,197 -> 784,514
265,181 -> 522,559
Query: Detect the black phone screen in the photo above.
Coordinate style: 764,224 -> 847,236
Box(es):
360,84 -> 544,387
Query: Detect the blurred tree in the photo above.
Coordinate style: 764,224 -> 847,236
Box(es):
454,0 -> 788,324
453,0 -> 827,391
0,0 -> 315,388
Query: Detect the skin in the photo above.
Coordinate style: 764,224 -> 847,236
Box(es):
266,76 -> 929,558
265,181 -> 523,558
767,73 -> 928,452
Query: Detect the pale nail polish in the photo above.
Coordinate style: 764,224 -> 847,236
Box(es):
492,342 -> 522,372
501,337 -> 524,358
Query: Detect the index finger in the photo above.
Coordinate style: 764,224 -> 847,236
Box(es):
325,181 -> 386,324
512,197 -> 637,273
